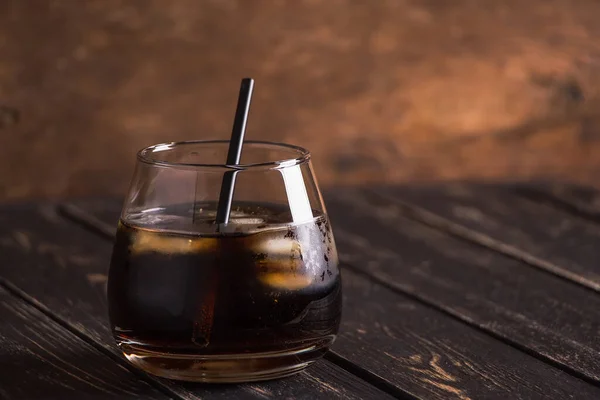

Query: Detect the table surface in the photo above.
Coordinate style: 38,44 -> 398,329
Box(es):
2,183 -> 600,399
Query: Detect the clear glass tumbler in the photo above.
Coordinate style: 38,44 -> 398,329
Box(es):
107,140 -> 342,383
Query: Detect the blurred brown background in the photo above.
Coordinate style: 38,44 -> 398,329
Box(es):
2,0 -> 600,201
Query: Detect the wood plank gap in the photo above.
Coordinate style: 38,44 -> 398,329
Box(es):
515,186 -> 600,223
0,273 -> 184,400
58,202 -> 411,399
60,203 -> 116,239
368,188 -> 600,293
323,352 -> 418,400
338,259 -> 600,388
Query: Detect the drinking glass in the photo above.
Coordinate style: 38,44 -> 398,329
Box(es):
107,140 -> 342,383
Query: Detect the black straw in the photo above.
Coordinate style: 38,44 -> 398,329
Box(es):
215,78 -> 254,225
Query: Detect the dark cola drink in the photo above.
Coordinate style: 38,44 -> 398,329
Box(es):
107,202 -> 341,382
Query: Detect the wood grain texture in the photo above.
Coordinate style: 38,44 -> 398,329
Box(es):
336,269 -> 600,400
68,199 -> 600,399
0,203 -> 395,400
0,286 -> 169,400
324,187 -> 600,384
372,184 -> 600,291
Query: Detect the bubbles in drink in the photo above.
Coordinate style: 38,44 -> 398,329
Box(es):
107,202 -> 342,369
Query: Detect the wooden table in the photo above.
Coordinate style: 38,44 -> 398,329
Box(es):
2,183 -> 600,399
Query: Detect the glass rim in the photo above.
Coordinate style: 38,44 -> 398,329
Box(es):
137,140 -> 311,171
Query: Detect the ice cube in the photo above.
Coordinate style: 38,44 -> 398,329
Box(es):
228,217 -> 265,225
253,238 -> 296,254
217,217 -> 266,234
259,272 -> 312,290
131,230 -> 217,255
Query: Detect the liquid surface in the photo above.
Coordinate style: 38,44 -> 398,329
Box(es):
108,203 -> 342,357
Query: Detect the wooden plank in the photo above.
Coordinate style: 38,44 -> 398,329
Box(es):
373,183 -> 600,292
0,203 -> 396,400
371,183 -> 600,291
0,286 -> 169,399
69,199 -> 600,399
322,187 -> 600,384
520,183 -> 600,218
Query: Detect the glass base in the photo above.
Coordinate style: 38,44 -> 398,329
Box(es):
118,339 -> 333,383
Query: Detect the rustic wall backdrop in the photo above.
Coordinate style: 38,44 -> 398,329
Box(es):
2,0 -> 600,201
